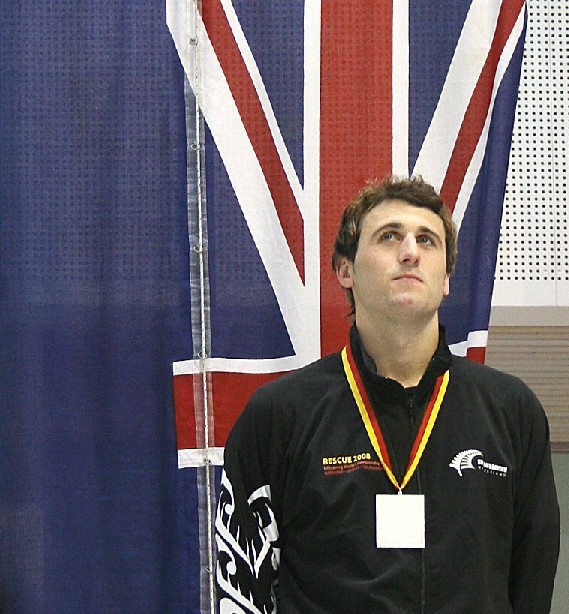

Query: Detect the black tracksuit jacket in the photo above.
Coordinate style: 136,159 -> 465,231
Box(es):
215,327 -> 560,613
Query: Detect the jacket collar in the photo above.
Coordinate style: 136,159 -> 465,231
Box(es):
349,324 -> 453,393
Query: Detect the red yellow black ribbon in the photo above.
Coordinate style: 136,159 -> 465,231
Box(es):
341,344 -> 449,492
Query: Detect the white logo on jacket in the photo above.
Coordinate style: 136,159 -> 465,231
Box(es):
449,449 -> 508,477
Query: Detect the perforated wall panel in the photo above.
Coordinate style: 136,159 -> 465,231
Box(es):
493,0 -> 569,307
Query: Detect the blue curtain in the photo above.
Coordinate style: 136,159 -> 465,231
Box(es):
0,2 -> 195,611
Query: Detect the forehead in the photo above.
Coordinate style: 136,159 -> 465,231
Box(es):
360,199 -> 445,237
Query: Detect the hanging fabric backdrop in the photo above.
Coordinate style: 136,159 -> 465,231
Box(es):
0,1 -> 525,612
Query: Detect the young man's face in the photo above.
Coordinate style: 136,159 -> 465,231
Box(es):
336,199 -> 450,327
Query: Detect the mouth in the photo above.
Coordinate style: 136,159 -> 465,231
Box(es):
394,273 -> 422,283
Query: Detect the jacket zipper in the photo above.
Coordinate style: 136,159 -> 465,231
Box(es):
417,468 -> 426,614
407,392 -> 426,614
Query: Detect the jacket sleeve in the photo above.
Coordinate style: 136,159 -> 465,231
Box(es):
215,390 -> 283,613
508,385 -> 560,613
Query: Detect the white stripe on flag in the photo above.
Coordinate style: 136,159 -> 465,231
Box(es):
413,0 -> 502,189
178,447 -> 225,468
168,0 -> 323,374
449,330 -> 489,357
392,0 -> 409,175
220,0 -> 305,212
452,6 -> 526,233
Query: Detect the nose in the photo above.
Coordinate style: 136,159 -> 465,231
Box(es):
398,233 -> 419,264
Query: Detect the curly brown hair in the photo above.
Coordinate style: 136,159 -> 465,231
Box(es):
332,175 -> 458,315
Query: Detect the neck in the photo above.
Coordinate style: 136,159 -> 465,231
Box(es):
356,317 -> 440,388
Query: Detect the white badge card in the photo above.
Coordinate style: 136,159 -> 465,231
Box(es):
376,494 -> 425,549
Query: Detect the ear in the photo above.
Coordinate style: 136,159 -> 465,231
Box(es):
443,273 -> 450,297
335,258 -> 355,290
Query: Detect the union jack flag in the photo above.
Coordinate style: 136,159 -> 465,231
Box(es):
167,0 -> 526,610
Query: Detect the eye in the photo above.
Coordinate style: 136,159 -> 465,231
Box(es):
417,234 -> 435,246
379,231 -> 399,242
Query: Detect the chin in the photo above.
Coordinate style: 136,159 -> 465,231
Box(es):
392,300 -> 438,318
391,295 -> 418,309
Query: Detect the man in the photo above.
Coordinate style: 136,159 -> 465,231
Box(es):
215,176 -> 560,613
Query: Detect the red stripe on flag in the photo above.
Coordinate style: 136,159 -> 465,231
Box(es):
173,372 -> 285,450
320,2 -> 393,356
173,374 -> 197,450
202,0 -> 305,280
466,345 -> 486,363
211,372 -> 283,447
440,0 -> 525,210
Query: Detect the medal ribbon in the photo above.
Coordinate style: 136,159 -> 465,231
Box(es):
341,344 -> 449,492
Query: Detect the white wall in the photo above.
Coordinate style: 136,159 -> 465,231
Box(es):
490,3 -> 568,610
